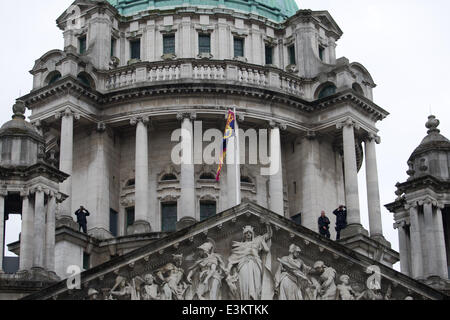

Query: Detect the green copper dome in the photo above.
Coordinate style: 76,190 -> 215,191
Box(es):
107,0 -> 299,22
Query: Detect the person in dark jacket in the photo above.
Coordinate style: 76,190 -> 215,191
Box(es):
74,206 -> 90,234
333,205 -> 347,240
318,211 -> 331,239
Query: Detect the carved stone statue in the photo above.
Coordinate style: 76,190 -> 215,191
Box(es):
274,244 -> 313,300
142,274 -> 160,300
227,224 -> 274,300
336,275 -> 356,300
310,261 -> 337,300
110,276 -> 135,300
156,254 -> 188,300
185,242 -> 227,300
88,288 -> 100,300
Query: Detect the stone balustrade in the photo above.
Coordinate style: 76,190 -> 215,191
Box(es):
101,59 -> 304,98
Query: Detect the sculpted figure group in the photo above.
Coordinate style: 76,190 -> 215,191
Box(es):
87,225 -> 408,301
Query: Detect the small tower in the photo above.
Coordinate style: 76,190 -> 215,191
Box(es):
386,115 -> 450,292
0,101 -> 68,298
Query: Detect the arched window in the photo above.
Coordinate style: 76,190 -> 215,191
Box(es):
161,173 -> 177,181
241,176 -> 253,184
352,83 -> 364,96
200,200 -> 217,221
77,72 -> 95,89
200,172 -> 215,180
318,84 -> 337,99
46,72 -> 62,86
125,179 -> 135,187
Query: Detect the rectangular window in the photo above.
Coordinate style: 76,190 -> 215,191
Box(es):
79,35 -> 87,54
111,37 -> 116,57
163,34 -> 176,55
199,34 -> 211,54
293,181 -> 297,194
130,39 -> 141,60
265,45 -> 273,65
234,37 -> 244,57
288,45 -> 296,65
126,207 -> 135,228
161,202 -> 177,232
200,201 -> 217,221
319,46 -> 325,61
83,252 -> 90,270
109,209 -> 118,237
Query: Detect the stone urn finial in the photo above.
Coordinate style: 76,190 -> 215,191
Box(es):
12,100 -> 26,120
425,115 -> 440,134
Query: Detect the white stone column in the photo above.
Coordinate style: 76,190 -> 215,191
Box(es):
396,221 -> 411,276
130,116 -> 151,234
337,119 -> 364,236
269,121 -> 285,216
434,205 -> 448,279
87,123 -> 111,239
226,115 -> 241,209
0,192 -> 6,273
178,113 -> 196,223
423,201 -> 438,277
19,191 -> 34,271
364,134 -> 384,240
32,187 -> 46,269
409,204 -> 424,279
45,192 -> 57,275
57,108 -> 79,221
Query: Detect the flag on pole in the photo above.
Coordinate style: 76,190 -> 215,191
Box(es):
216,110 -> 236,181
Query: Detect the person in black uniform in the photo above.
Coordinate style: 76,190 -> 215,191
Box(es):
74,206 -> 90,234
333,205 -> 347,240
318,211 -> 331,239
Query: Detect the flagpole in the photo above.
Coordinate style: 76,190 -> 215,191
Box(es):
234,107 -> 241,206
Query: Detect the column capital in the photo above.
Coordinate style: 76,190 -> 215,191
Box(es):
20,189 -> 30,198
130,116 -> 150,126
394,218 -> 410,229
268,120 -> 287,131
0,190 -> 8,197
366,133 -> 381,144
336,117 -> 360,130
177,112 -> 197,121
96,122 -> 107,133
417,197 -> 438,207
404,202 -> 417,210
55,107 -> 81,120
306,131 -> 317,140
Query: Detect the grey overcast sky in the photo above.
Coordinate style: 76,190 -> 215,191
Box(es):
1,1 -> 449,268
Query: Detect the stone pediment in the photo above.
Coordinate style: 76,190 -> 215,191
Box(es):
23,201 -> 446,300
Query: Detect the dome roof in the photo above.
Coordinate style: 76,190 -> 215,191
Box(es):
0,101 -> 43,142
107,0 -> 299,22
409,115 -> 450,161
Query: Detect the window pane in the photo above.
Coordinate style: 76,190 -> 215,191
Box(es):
319,46 -> 325,61
288,45 -> 296,65
79,36 -> 87,54
126,207 -> 135,227
161,202 -> 178,232
83,253 -> 90,270
234,38 -> 244,57
111,38 -> 116,57
163,35 -> 175,54
110,209 -> 118,237
265,46 -> 273,65
199,34 -> 211,53
318,85 -> 337,99
130,40 -> 141,60
200,201 -> 217,221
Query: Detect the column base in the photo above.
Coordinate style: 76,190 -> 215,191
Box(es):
88,227 -> 113,240
56,215 -> 78,231
338,231 -> 399,267
176,217 -> 197,231
340,224 -> 369,239
127,220 -> 152,235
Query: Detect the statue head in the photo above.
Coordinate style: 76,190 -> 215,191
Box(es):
242,226 -> 255,241
313,261 -> 326,273
144,274 -> 154,285
340,274 -> 350,285
88,288 -> 99,300
289,244 -> 301,258
173,254 -> 183,266
198,242 -> 214,256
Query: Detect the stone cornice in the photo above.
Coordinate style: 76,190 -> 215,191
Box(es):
0,162 -> 69,184
396,175 -> 450,195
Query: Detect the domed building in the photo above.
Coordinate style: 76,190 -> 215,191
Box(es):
0,0 -> 448,300
386,116 -> 450,292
